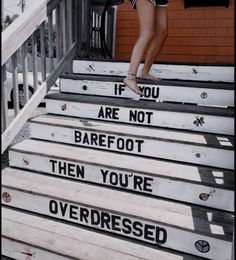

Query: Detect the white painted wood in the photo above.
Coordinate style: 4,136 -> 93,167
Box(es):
12,52 -> 20,115
2,238 -> 70,260
40,21 -> 47,81
32,31 -> 39,91
22,42 -> 30,104
1,43 -> 76,154
2,168 -> 233,260
61,0 -> 67,54
9,139 -> 234,211
72,60 -> 234,83
1,65 -> 8,132
45,98 -> 234,135
1,82 -> 47,154
66,0 -> 73,48
9,139 -> 232,185
1,0 -> 47,65
29,115 -> 210,143
47,12 -> 54,72
56,4 -> 62,61
29,115 -> 234,169
2,207 -> 200,260
60,78 -> 234,107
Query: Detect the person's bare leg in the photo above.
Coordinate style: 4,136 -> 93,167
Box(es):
124,0 -> 155,95
140,6 -> 168,81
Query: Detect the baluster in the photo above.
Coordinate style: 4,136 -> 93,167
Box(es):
48,12 -> 54,72
1,65 -> 8,132
32,31 -> 38,92
61,0 -> 67,54
56,4 -> 61,62
66,0 -> 73,48
22,41 -> 29,105
40,21 -> 46,81
12,52 -> 19,115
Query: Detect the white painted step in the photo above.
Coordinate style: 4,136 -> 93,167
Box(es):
9,139 -> 234,211
60,74 -> 234,106
72,60 -> 234,83
29,115 -> 234,169
2,208 -> 200,260
45,93 -> 234,135
2,168 -> 234,260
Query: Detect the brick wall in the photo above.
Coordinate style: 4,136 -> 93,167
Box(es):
115,0 -> 234,64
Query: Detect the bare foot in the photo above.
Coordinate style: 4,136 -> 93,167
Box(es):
123,76 -> 143,96
140,72 -> 161,82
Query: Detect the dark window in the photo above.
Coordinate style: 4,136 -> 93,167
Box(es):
184,0 -> 230,8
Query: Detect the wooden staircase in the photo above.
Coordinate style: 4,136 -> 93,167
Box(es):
2,61 -> 234,260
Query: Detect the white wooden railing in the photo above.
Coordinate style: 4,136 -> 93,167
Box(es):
1,0 -> 77,154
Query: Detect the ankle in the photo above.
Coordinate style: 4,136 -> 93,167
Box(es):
126,71 -> 137,81
141,69 -> 150,75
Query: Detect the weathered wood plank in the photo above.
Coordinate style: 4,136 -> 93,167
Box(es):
2,207 -> 200,260
1,65 -> 8,132
60,77 -> 234,106
32,31 -> 39,92
2,168 -> 233,260
66,0 -> 73,49
72,60 -> 234,83
2,238 -> 70,260
12,52 -> 20,115
29,115 -> 234,169
9,139 -> 234,211
21,42 -> 29,104
40,22 -> 47,81
1,0 -> 47,65
44,94 -> 234,135
1,43 -> 76,154
47,12 -> 54,72
61,0 -> 67,55
55,4 -> 62,62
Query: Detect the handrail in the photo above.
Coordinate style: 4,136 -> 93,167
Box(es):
1,43 -> 76,154
1,0 -> 76,154
2,0 -> 47,65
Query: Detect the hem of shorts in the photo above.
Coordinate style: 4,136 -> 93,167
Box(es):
131,2 -> 168,9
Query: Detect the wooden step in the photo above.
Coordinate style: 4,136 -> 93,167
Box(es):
29,115 -> 234,169
2,207 -> 200,260
9,139 -> 234,211
72,60 -> 234,83
45,93 -> 234,135
60,74 -> 234,106
2,168 -> 234,260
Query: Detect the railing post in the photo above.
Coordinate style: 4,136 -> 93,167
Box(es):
66,0 -> 73,49
48,12 -> 54,73
61,0 -> 67,55
56,4 -> 62,62
12,52 -> 20,115
40,21 -> 47,81
22,41 -> 29,105
1,65 -> 8,133
32,31 -> 38,92
79,0 -> 92,58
